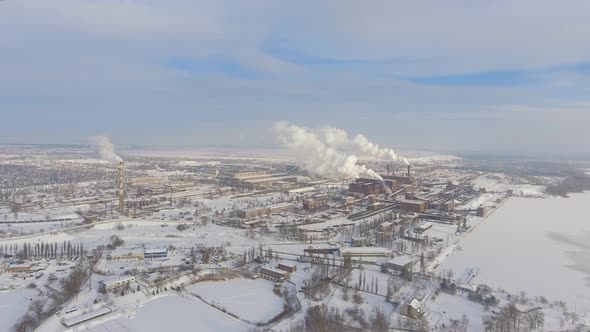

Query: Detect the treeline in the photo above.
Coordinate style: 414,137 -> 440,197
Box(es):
0,240 -> 86,260
13,257 -> 96,332
546,172 -> 590,197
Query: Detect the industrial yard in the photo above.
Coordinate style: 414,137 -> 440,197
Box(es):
0,138 -> 588,332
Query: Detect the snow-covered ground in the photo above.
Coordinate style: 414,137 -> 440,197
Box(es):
426,292 -> 485,332
88,295 -> 249,332
187,278 -> 285,323
470,173 -> 546,197
440,193 -> 590,314
0,288 -> 36,331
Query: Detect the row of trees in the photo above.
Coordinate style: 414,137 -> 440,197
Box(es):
13,258 -> 95,332
483,304 -> 544,332
304,304 -> 389,332
0,240 -> 85,260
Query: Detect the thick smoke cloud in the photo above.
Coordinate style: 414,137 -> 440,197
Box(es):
274,122 -> 382,180
321,127 -> 409,165
92,136 -> 122,164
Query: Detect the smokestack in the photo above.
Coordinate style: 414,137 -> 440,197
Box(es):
118,161 -> 125,213
387,164 -> 390,176
407,164 -> 411,177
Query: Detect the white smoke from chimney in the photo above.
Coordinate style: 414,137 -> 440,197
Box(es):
352,134 -> 409,165
321,127 -> 409,165
92,136 -> 123,164
274,122 -> 382,180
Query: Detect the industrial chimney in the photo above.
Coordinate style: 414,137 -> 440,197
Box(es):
407,164 -> 411,177
118,161 -> 125,213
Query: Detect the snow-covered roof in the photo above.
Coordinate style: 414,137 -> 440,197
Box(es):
63,307 -> 112,327
102,276 -> 135,287
144,248 -> 168,254
340,247 -> 391,256
8,263 -> 33,269
386,256 -> 413,267
400,199 -> 426,205
260,266 -> 288,275
409,298 -> 424,312
416,222 -> 433,230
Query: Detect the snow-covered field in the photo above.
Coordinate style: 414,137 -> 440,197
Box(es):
0,288 -> 36,331
470,173 -> 546,197
89,295 -> 249,332
426,292 -> 485,332
187,278 -> 285,323
441,193 -> 590,314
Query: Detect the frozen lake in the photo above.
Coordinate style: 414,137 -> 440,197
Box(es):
441,192 -> 590,313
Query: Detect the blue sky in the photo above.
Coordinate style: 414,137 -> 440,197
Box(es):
1,0 -> 589,158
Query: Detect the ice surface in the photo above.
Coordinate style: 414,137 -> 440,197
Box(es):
441,193 -> 590,314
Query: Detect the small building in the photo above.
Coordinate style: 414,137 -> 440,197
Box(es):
144,248 -> 168,259
400,199 -> 427,213
477,206 -> 487,217
108,250 -> 144,261
277,262 -> 297,273
339,247 -> 391,258
7,263 -> 33,273
303,247 -> 339,255
303,195 -> 329,212
378,221 -> 394,232
385,256 -> 413,275
259,266 -> 289,282
62,307 -> 113,327
100,276 -> 136,293
351,237 -> 368,247
400,298 -> 425,319
415,222 -> 433,233
237,202 -> 294,219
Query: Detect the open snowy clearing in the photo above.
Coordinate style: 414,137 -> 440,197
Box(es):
187,278 -> 285,323
426,292 -> 485,331
0,288 -> 36,332
88,295 -> 249,332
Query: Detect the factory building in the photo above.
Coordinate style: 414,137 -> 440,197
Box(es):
349,178 -> 395,195
259,266 -> 290,282
429,201 -> 455,212
226,171 -> 298,189
400,199 -> 427,213
144,248 -> 168,259
237,202 -> 294,219
302,194 -> 329,212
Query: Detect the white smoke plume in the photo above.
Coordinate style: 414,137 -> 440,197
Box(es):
92,136 -> 123,164
321,127 -> 409,165
353,134 -> 409,166
274,122 -> 382,180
